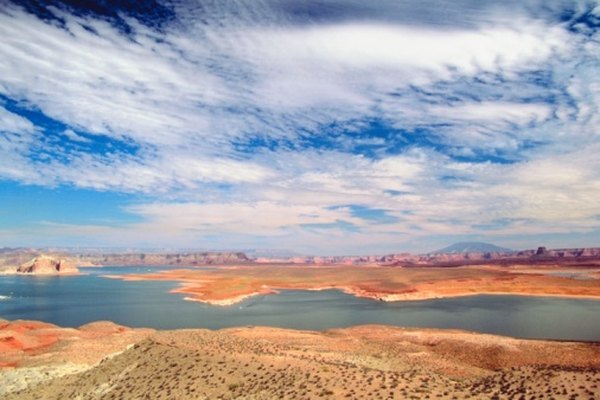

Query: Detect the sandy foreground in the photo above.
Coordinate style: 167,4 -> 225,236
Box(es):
1,319 -> 599,399
105,264 -> 600,306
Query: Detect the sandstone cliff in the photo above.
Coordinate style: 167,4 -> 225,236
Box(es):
17,255 -> 79,274
79,252 -> 251,267
256,247 -> 600,267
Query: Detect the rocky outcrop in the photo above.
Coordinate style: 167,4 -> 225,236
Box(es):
80,252 -> 251,267
4,247 -> 600,270
256,247 -> 600,267
17,255 -> 79,274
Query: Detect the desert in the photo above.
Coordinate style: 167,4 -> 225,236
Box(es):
2,319 -> 599,400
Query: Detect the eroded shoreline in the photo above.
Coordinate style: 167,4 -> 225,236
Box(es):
104,264 -> 600,306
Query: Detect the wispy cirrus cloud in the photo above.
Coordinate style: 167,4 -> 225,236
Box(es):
0,0 -> 599,253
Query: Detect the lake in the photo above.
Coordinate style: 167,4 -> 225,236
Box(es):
1,266 -> 599,341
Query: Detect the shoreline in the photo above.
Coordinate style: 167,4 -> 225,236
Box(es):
102,264 -> 600,307
0,271 -> 81,276
170,283 -> 600,306
2,316 -> 599,345
177,289 -> 278,306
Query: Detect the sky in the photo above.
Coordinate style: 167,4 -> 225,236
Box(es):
0,0 -> 600,255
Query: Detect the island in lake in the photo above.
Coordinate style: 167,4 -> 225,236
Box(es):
90,245 -> 600,305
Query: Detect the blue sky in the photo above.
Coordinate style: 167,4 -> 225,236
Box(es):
1,0 -> 600,254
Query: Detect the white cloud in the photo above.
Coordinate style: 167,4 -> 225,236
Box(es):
62,129 -> 91,143
429,102 -> 552,125
0,7 -> 224,147
128,201 -> 357,234
244,22 -> 566,73
0,106 -> 36,134
0,1 -> 599,253
0,105 -> 39,181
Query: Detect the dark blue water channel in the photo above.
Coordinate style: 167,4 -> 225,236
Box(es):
1,267 -> 599,341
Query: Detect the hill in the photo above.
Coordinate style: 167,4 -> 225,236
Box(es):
2,321 -> 599,400
433,242 -> 513,254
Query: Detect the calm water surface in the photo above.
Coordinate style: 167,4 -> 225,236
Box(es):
1,266 -> 599,341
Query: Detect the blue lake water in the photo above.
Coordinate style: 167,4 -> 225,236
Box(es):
1,266 -> 599,341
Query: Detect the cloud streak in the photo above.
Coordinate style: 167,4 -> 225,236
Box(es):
0,0 -> 599,253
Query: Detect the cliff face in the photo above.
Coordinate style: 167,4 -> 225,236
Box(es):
3,247 -> 600,270
259,247 -> 600,266
17,255 -> 79,274
518,247 -> 600,258
81,252 -> 251,267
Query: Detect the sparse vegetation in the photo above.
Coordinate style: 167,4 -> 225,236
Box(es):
2,324 -> 599,400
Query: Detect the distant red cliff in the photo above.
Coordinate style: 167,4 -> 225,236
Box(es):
1,247 -> 599,270
78,251 -> 252,267
258,247 -> 600,267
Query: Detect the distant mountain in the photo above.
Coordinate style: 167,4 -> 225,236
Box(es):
432,242 -> 513,254
242,249 -> 300,258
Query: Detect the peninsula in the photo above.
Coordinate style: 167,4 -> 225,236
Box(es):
106,264 -> 600,306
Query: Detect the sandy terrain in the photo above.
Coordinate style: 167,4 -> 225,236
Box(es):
2,321 -> 599,399
105,264 -> 600,306
0,319 -> 154,395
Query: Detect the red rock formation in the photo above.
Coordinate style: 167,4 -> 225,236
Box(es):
17,255 -> 79,274
81,252 -> 251,266
253,247 -> 600,267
